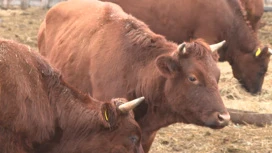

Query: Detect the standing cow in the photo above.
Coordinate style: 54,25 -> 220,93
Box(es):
38,0 -> 230,152
102,0 -> 272,94
0,38 -> 145,153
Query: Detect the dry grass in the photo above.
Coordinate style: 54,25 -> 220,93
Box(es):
0,7 -> 46,48
219,62 -> 272,113
151,123 -> 272,153
0,7 -> 271,153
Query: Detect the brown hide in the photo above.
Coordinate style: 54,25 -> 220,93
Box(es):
102,0 -> 271,94
38,0 -> 230,152
0,39 -> 143,153
240,0 -> 264,31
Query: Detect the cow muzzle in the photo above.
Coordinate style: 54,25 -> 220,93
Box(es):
207,112 -> 230,129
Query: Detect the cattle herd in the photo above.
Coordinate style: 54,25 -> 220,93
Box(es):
0,0 -> 271,153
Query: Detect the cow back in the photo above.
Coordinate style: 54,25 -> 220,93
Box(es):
38,0 -> 176,99
101,0 -> 271,94
0,40 -> 55,144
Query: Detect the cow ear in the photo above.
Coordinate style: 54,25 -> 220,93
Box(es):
212,51 -> 220,62
254,47 -> 271,59
101,102 -> 117,128
156,55 -> 180,78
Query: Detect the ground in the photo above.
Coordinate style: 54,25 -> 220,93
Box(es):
0,6 -> 271,153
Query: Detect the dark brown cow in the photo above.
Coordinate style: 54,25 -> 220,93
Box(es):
38,0 -> 230,152
240,0 -> 264,31
0,38 -> 145,153
102,0 -> 272,94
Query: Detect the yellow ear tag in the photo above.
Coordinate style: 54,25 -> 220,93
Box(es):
255,48 -> 261,57
104,110 -> 109,121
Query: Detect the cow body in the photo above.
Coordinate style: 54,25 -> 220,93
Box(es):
38,0 -> 230,152
240,0 -> 264,31
0,39 -> 143,153
102,0 -> 271,94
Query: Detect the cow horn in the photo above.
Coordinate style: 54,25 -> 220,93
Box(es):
178,43 -> 186,54
118,97 -> 145,113
269,48 -> 272,55
209,40 -> 226,52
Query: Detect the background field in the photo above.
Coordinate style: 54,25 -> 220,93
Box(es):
0,7 -> 271,153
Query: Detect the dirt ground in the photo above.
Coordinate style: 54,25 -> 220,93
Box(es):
0,6 -> 272,153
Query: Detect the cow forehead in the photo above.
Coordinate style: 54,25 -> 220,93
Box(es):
181,52 -> 217,68
188,61 -> 219,76
179,54 -> 220,80
121,114 -> 141,130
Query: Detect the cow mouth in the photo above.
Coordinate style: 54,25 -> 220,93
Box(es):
239,80 -> 261,94
208,124 -> 227,129
178,111 -> 229,129
202,112 -> 230,129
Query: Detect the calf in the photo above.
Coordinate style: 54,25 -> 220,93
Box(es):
0,38 -> 144,153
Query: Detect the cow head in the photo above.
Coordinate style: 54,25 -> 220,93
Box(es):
230,47 -> 271,94
155,39 -> 229,129
79,97 -> 144,153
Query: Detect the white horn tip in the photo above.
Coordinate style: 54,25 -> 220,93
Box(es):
178,43 -> 186,54
221,40 -> 226,44
118,97 -> 145,113
210,40 -> 226,52
216,40 -> 226,46
268,48 -> 272,54
137,97 -> 145,101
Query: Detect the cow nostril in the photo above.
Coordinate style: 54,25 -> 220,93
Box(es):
218,114 -> 224,121
207,112 -> 230,128
218,113 -> 230,122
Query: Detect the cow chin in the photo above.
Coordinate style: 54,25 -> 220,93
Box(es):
205,122 -> 228,129
110,146 -> 126,153
181,111 -> 229,129
239,79 -> 262,95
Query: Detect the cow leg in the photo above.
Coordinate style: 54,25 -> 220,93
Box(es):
141,131 -> 157,153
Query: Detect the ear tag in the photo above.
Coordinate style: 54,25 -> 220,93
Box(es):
104,110 -> 109,121
255,48 -> 261,57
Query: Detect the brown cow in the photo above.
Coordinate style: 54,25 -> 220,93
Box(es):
38,0 -> 230,152
0,38 -> 145,153
102,0 -> 272,94
240,0 -> 264,31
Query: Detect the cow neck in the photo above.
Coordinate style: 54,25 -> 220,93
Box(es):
47,77 -> 103,138
223,0 -> 259,62
124,28 -> 179,131
134,63 -> 180,133
36,78 -> 106,152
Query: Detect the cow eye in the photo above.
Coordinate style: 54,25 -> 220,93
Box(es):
188,76 -> 197,82
129,135 -> 139,144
